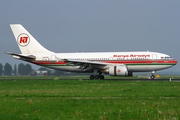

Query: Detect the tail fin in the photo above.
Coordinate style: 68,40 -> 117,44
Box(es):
10,24 -> 53,54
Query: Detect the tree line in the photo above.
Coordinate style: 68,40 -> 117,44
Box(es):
0,63 -> 87,76
0,63 -> 66,76
0,63 -> 33,76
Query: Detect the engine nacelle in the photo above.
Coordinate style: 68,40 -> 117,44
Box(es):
108,64 -> 129,76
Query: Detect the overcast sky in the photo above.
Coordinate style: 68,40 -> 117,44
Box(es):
0,1 -> 180,73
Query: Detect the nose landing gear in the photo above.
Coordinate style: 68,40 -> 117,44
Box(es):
150,74 -> 155,79
150,71 -> 156,79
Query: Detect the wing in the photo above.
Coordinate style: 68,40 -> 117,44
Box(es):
63,59 -> 111,71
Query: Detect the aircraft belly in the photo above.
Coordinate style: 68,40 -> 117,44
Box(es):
127,65 -> 173,72
44,64 -> 174,73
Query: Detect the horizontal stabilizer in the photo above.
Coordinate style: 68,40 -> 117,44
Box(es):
5,52 -> 36,61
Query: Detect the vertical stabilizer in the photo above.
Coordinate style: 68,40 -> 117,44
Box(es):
10,24 -> 53,54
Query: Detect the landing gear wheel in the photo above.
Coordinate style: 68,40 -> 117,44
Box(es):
150,75 -> 155,79
89,73 -> 105,80
90,75 -> 95,80
99,75 -> 104,80
150,71 -> 156,80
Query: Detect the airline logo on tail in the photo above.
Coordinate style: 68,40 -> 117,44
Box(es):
17,33 -> 30,47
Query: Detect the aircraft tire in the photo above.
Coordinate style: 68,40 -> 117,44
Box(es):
150,75 -> 155,79
99,75 -> 104,79
90,75 -> 95,79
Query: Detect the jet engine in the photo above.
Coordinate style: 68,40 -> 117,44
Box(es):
104,64 -> 132,76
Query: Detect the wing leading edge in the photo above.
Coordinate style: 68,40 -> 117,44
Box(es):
63,59 -> 113,71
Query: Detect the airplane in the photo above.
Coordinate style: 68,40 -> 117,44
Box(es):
6,24 -> 177,79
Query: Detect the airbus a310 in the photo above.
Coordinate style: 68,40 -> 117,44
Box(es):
6,24 -> 177,79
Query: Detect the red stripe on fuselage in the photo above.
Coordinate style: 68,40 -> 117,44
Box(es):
32,61 -> 66,65
32,60 -> 177,65
103,60 -> 177,64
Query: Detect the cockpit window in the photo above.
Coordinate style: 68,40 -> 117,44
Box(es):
161,56 -> 173,59
165,56 -> 173,59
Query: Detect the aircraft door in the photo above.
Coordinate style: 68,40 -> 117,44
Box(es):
109,57 -> 113,61
51,55 -> 57,61
152,54 -> 157,59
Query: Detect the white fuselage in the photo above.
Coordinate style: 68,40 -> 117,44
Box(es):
31,51 -> 177,73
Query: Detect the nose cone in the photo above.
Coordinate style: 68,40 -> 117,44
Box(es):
166,59 -> 177,69
170,59 -> 177,67
174,60 -> 178,65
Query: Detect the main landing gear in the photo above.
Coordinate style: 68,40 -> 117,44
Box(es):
90,75 -> 104,80
90,69 -> 104,79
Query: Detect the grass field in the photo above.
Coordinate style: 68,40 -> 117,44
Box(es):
0,76 -> 180,119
